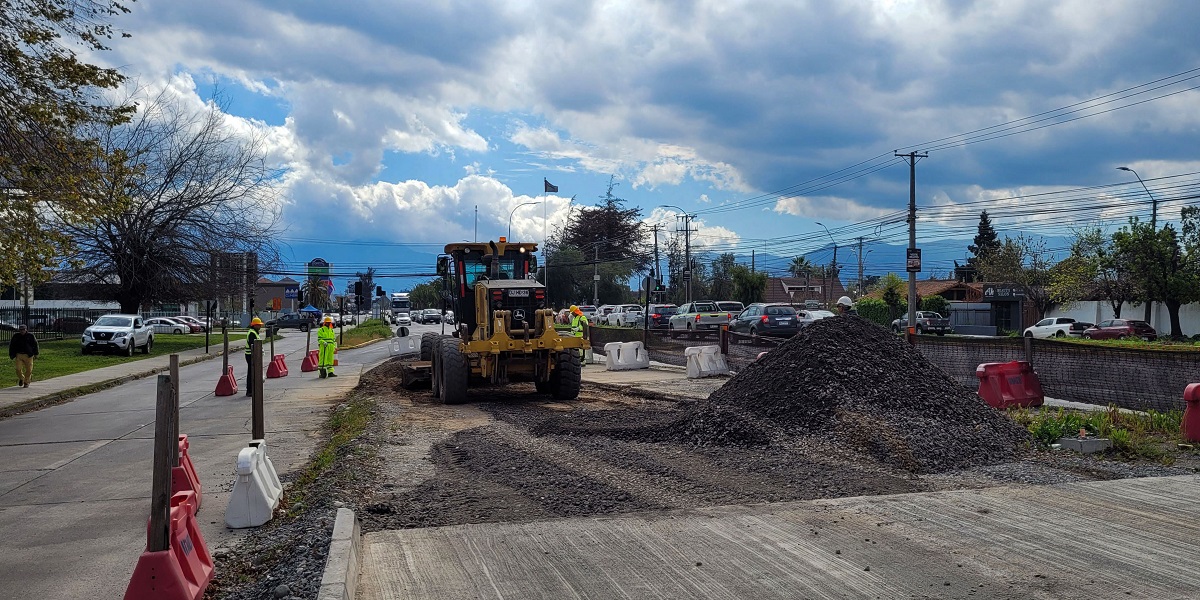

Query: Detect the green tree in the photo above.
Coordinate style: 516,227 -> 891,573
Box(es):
407,278 -> 443,310
854,297 -> 891,328
301,277 -> 332,310
959,211 -> 1001,282
977,234 -> 1055,319
1114,213 -> 1200,338
730,265 -> 766,306
552,177 -> 649,305
0,0 -> 135,289
709,253 -> 737,300
787,256 -> 814,278
878,272 -> 906,320
920,294 -> 951,316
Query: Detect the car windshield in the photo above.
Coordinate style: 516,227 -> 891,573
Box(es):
693,302 -> 717,312
717,302 -> 743,312
95,316 -> 132,327
653,306 -> 677,315
766,306 -> 797,316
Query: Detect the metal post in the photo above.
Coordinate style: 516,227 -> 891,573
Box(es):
593,242 -> 600,306
896,151 -> 928,336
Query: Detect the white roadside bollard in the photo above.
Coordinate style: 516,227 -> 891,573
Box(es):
686,345 -> 727,378
224,440 -> 284,528
612,341 -> 650,371
604,342 -> 623,370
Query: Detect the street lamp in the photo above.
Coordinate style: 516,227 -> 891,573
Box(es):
1117,167 -> 1157,230
1117,166 -> 1158,324
814,222 -> 838,306
508,201 -> 539,240
659,205 -> 694,302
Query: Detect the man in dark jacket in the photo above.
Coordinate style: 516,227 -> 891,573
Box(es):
8,324 -> 39,388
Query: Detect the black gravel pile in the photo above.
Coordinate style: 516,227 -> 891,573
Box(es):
682,316 -> 1031,473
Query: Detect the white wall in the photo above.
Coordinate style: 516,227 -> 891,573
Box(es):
1048,301 -> 1200,336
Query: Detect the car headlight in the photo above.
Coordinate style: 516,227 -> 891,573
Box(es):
83,328 -> 92,337
114,331 -> 128,339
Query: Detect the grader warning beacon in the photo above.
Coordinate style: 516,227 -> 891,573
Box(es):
404,238 -> 588,403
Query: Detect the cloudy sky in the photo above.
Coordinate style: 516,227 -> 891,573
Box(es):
94,0 -> 1200,289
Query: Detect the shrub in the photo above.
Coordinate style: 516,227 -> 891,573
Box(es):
854,297 -> 891,328
920,295 -> 950,316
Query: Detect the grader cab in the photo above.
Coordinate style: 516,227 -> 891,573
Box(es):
418,238 -> 587,404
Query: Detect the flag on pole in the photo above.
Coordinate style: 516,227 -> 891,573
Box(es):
544,178 -> 558,193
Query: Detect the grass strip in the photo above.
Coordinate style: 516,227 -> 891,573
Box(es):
337,318 -> 393,348
284,393 -> 375,513
1008,404 -> 1187,463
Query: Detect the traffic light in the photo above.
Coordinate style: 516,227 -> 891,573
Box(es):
655,279 -> 665,292
354,281 -> 363,296
375,285 -> 385,297
297,289 -> 304,304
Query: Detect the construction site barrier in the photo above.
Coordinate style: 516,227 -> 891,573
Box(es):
605,341 -> 650,371
1183,384 -> 1200,442
170,435 -> 202,515
266,354 -> 288,378
224,440 -> 283,529
685,345 -> 729,379
124,491 -> 213,600
976,360 -> 1045,409
390,336 -> 418,356
301,349 -> 318,372
214,365 -> 237,396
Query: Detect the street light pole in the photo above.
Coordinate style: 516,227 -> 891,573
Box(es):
1117,166 -> 1157,230
815,222 -> 838,307
507,201 -> 539,240
1117,166 -> 1158,324
659,205 -> 694,303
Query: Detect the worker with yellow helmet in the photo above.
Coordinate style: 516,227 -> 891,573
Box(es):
317,314 -> 337,378
245,317 -> 264,396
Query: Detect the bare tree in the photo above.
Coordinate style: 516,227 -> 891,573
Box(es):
52,90 -> 283,313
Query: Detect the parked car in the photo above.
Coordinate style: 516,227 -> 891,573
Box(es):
716,301 -> 745,314
891,311 -> 953,336
591,305 -> 618,325
146,317 -> 193,335
1023,317 -> 1092,339
578,305 -> 598,323
729,303 -> 800,338
797,309 -> 837,328
268,312 -> 317,332
51,316 -> 95,334
605,304 -> 644,327
646,304 -> 678,330
82,314 -> 154,356
668,301 -> 733,337
173,315 -> 208,332
1081,319 -> 1158,341
0,320 -> 16,332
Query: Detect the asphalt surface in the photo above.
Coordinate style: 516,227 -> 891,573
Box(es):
0,321 -> 430,600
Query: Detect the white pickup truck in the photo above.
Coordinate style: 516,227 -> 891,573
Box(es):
668,301 -> 733,338
81,314 -> 155,356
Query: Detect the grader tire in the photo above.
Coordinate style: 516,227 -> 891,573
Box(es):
420,332 -> 439,362
430,337 -> 442,400
439,337 -> 468,405
549,350 -> 582,400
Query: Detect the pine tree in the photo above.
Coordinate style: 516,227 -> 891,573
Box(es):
964,211 -> 1001,281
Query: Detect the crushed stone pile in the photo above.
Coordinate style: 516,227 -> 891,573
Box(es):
674,316 -> 1031,473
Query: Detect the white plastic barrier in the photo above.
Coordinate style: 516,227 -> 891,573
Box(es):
224,440 -> 284,529
685,345 -> 729,378
606,341 -> 650,371
389,336 -> 418,356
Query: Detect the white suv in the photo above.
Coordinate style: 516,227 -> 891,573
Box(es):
82,314 -> 154,356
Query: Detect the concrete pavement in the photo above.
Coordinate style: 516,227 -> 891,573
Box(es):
0,324 -> 399,600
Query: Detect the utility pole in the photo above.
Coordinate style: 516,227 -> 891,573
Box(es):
679,213 -> 695,303
650,224 -> 663,302
830,244 -> 838,306
896,151 -> 929,334
593,241 -> 601,306
855,237 -> 865,297
751,250 -> 755,273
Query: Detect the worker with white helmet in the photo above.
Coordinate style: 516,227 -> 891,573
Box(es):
317,315 -> 337,378
836,296 -> 857,316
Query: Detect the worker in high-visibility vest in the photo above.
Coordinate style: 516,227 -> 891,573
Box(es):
245,317 -> 263,396
569,305 -> 588,339
317,315 -> 337,378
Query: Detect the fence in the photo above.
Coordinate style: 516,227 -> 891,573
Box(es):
0,307 -> 243,343
587,323 -> 1198,412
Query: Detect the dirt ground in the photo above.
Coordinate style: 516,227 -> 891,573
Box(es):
351,358 -> 1192,534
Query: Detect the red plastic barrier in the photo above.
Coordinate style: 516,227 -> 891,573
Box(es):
124,491 -> 214,600
976,360 -> 1045,409
301,350 -> 318,372
214,365 -> 238,396
266,354 -> 285,379
170,435 -> 202,514
275,353 -> 288,375
1183,384 -> 1200,442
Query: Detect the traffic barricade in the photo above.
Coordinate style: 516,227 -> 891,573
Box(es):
609,341 -> 650,371
976,360 -> 1044,408
170,434 -> 202,515
266,354 -> 287,378
301,349 -> 318,372
124,491 -> 213,600
214,365 -> 237,396
686,345 -> 729,378
224,440 -> 283,529
1183,384 -> 1200,442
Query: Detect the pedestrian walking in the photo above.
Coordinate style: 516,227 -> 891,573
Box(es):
8,324 -> 39,388
245,317 -> 264,396
317,315 -> 337,378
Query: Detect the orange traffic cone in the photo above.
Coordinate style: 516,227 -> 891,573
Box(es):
333,346 -> 339,367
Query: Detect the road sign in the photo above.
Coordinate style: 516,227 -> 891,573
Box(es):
284,286 -> 298,299
271,297 -> 282,310
906,248 -> 922,273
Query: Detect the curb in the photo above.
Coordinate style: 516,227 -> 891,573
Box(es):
318,507 -> 361,600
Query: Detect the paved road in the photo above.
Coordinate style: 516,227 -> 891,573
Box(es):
0,323 -> 422,600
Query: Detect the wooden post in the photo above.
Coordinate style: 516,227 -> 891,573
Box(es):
306,326 -> 311,355
170,354 -> 180,467
252,340 -> 265,440
269,327 -> 275,358
221,326 -> 229,372
1024,334 -> 1033,365
148,374 -> 175,552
